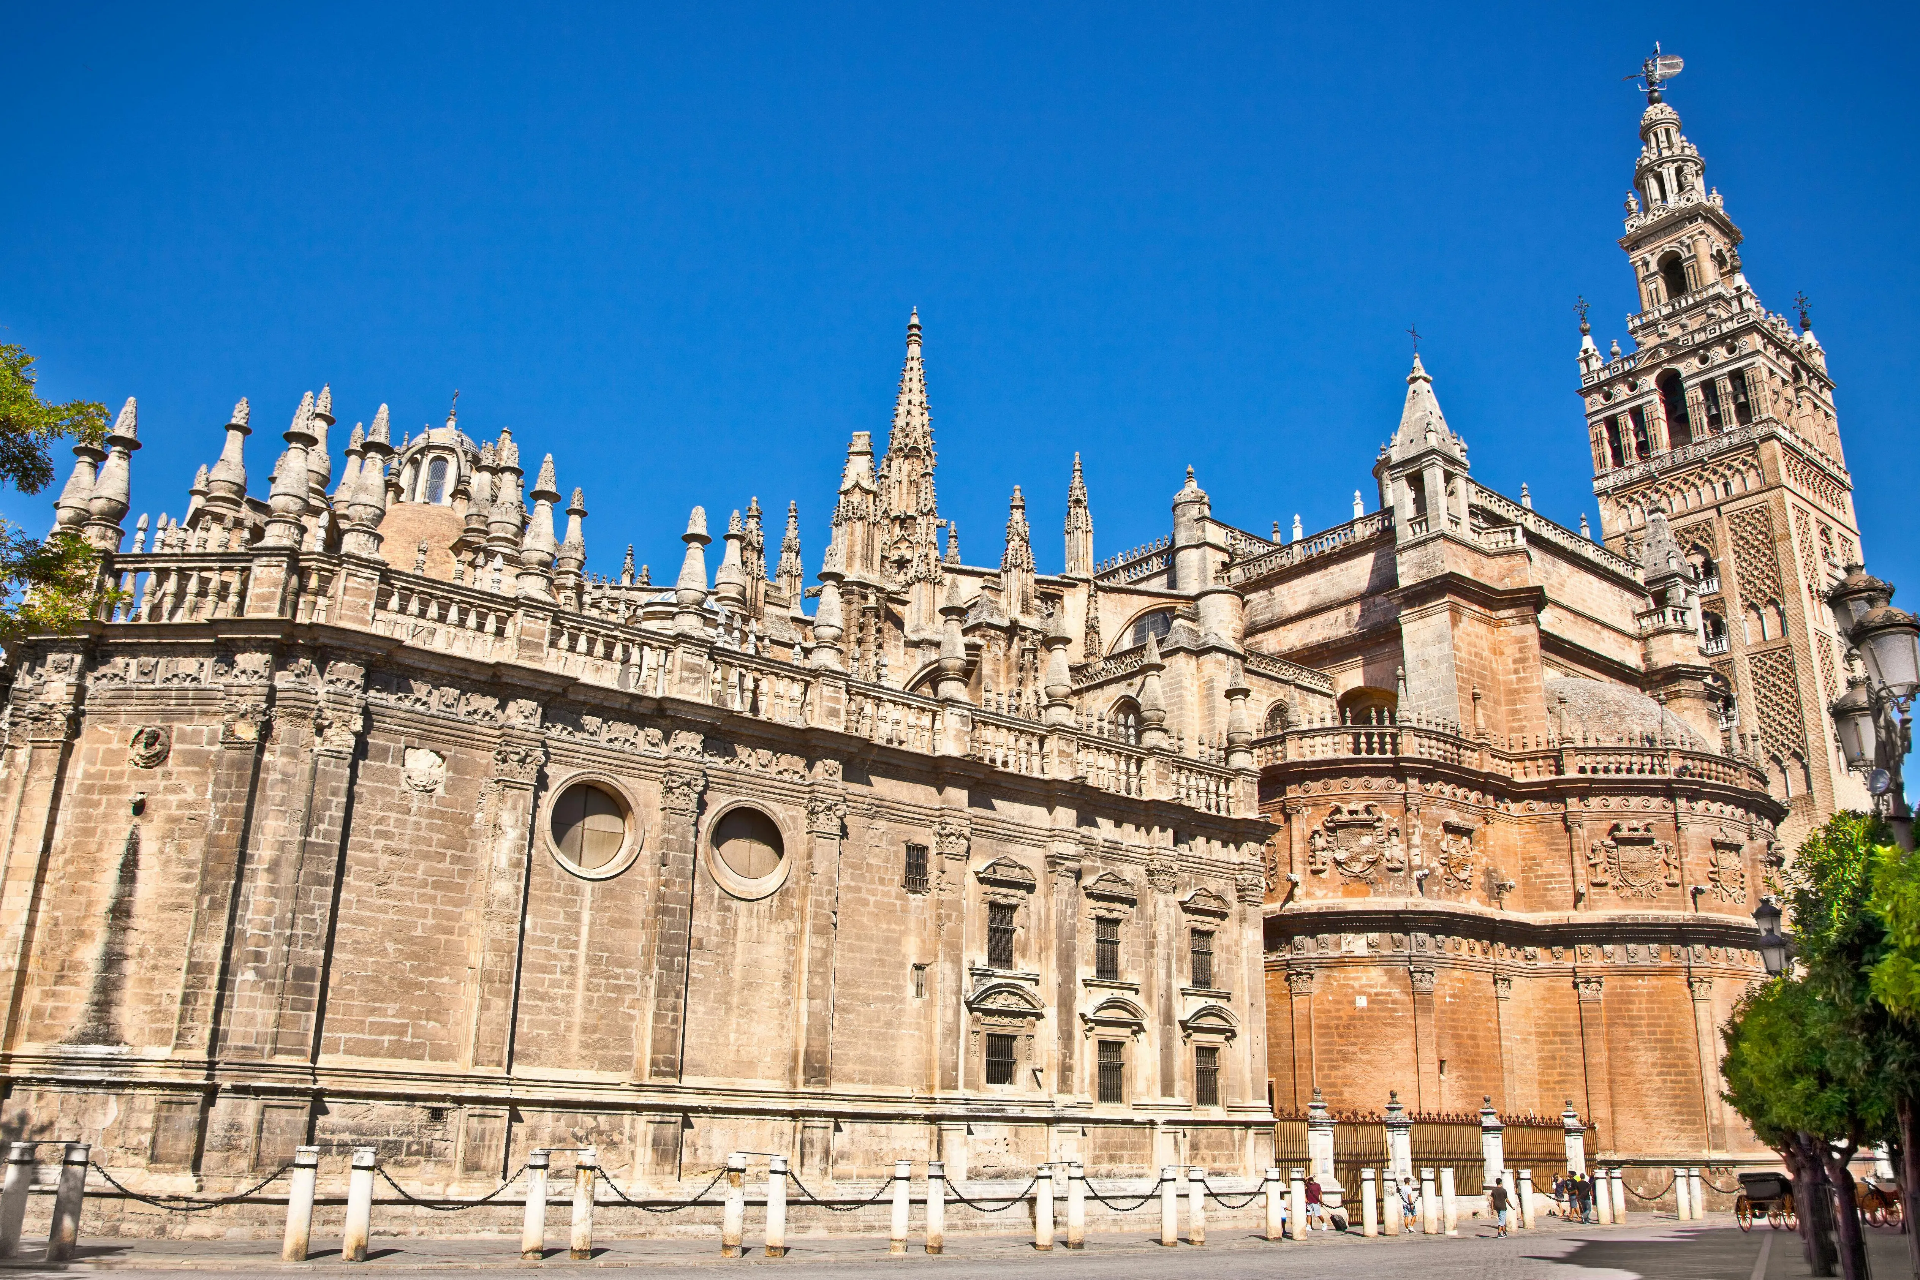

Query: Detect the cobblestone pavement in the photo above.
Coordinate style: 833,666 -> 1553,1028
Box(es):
0,1217 -> 1909,1278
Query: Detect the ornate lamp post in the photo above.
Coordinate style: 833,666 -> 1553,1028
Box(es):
1751,896 -> 1789,977
1826,565 -> 1920,845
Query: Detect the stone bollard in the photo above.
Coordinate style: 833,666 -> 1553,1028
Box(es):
1034,1164 -> 1054,1251
1289,1169 -> 1307,1241
1159,1166 -> 1178,1246
1688,1168 -> 1704,1219
1672,1165 -> 1690,1221
721,1153 -> 747,1258
43,1143 -> 90,1264
1419,1168 -> 1438,1235
282,1146 -> 320,1262
342,1146 -> 376,1264
570,1148 -> 599,1261
889,1160 -> 911,1255
1360,1168 -> 1378,1237
522,1150 -> 550,1261
1263,1167 -> 1284,1241
1594,1167 -> 1613,1224
1384,1172 -> 1403,1236
1439,1167 -> 1457,1237
1187,1166 -> 1206,1245
1518,1168 -> 1536,1230
926,1161 -> 946,1256
0,1143 -> 35,1260
1066,1162 -> 1086,1249
1610,1168 -> 1626,1224
765,1154 -> 788,1257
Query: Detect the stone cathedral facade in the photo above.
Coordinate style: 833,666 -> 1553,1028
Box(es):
0,77 -> 1860,1205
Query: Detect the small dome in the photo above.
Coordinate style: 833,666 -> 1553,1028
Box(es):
1545,676 -> 1706,750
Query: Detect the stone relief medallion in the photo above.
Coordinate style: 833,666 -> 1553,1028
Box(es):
127,725 -> 171,769
1708,830 -> 1748,902
1307,803 -> 1402,880
403,747 -> 447,794
1437,820 -> 1475,890
1588,821 -> 1679,899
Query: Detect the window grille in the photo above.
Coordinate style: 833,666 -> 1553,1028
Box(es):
988,903 -> 1016,970
1097,1041 -> 1125,1103
912,963 -> 927,999
985,1033 -> 1017,1085
1094,917 -> 1120,981
1195,1046 -> 1220,1106
904,843 -> 929,894
1190,929 -> 1214,989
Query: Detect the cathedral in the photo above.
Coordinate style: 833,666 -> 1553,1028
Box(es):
0,70 -> 1864,1218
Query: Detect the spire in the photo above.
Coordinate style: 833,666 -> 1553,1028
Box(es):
486,428 -> 525,557
775,500 -> 804,598
715,508 -> 748,609
1389,353 -> 1465,461
1137,630 -> 1169,749
1064,452 -> 1094,577
621,544 -> 636,585
52,436 -> 105,532
81,397 -> 140,551
516,454 -> 560,601
203,396 -> 252,514
261,392 -> 316,548
944,521 -> 960,564
333,423 -> 366,505
876,310 -> 940,586
1081,580 -> 1103,662
674,505 -> 711,629
743,495 -> 766,584
1001,486 -> 1035,618
305,383 -> 334,505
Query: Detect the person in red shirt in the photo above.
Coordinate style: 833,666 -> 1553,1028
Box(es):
1305,1176 -> 1324,1230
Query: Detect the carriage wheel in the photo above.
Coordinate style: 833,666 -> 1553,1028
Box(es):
1736,1195 -> 1754,1231
1888,1198 -> 1905,1230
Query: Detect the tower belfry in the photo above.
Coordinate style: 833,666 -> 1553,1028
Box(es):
1578,50 -> 1865,843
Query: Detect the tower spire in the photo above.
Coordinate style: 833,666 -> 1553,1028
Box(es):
876,310 -> 941,588
1064,452 -> 1094,577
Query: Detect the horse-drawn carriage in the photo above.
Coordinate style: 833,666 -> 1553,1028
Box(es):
1735,1172 -> 1796,1232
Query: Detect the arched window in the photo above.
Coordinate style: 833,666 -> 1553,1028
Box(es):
1701,611 -> 1729,655
1264,702 -> 1290,735
1658,252 -> 1689,303
1629,406 -> 1651,459
1603,420 -> 1624,469
1769,756 -> 1791,800
1729,370 -> 1754,426
1659,371 -> 1692,448
1686,547 -> 1719,595
426,457 -> 449,505
1109,698 -> 1141,746
1337,687 -> 1396,725
1129,610 -> 1174,650
1701,380 -> 1725,433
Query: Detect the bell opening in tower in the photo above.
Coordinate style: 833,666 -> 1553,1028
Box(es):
1658,371 -> 1692,448
1657,252 -> 1689,304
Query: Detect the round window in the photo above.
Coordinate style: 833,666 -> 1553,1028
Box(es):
550,782 -> 631,872
714,808 -> 784,879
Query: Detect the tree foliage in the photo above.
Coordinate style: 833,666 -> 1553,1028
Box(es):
0,343 -> 112,645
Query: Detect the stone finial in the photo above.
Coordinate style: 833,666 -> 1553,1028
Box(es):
515,454 -> 560,601
52,437 -> 106,531
1064,452 -> 1094,577
205,396 -> 252,510
675,505 -> 711,616
1520,482 -> 1532,510
1137,630 -> 1169,749
621,544 -> 636,585
333,424 -> 367,504
1293,513 -> 1304,542
305,384 -> 334,501
555,487 -> 588,587
1580,513 -> 1593,540
83,397 -> 142,550
1353,490 -> 1364,519
131,512 -> 149,552
944,520 -> 960,564
775,500 -> 804,598
714,508 -> 748,609
260,393 -> 316,547
367,402 -> 392,446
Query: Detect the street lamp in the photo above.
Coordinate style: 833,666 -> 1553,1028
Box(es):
1752,897 -> 1789,977
1826,565 -> 1920,839
1831,672 -> 1877,771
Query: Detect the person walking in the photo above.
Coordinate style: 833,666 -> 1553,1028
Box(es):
1577,1173 -> 1594,1223
1489,1177 -> 1511,1237
1400,1176 -> 1421,1232
1305,1175 -> 1324,1230
1551,1172 -> 1569,1219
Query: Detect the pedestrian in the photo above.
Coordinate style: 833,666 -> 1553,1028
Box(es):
1400,1176 -> 1421,1232
1577,1173 -> 1594,1223
1490,1177 -> 1511,1237
1305,1174 -> 1324,1230
1552,1172 -> 1569,1218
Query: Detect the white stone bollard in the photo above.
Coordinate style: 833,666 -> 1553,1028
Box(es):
1263,1167 -> 1284,1241
1688,1168 -> 1704,1219
1518,1168 -> 1536,1230
722,1153 -> 747,1258
342,1146 -> 376,1264
1187,1166 -> 1206,1245
522,1150 -> 550,1261
1610,1168 -> 1626,1224
570,1148 -> 599,1261
1066,1162 -> 1086,1249
765,1154 -> 788,1257
1159,1166 -> 1178,1245
282,1146 -> 320,1262
44,1143 -> 90,1264
889,1159 -> 911,1254
1034,1164 -> 1054,1251
1672,1165 -> 1690,1221
0,1143 -> 36,1260
1360,1168 -> 1378,1237
926,1161 -> 946,1255
1384,1173 -> 1403,1236
1439,1167 -> 1458,1237
1594,1167 -> 1613,1224
1289,1168 -> 1307,1240
1419,1168 -> 1437,1235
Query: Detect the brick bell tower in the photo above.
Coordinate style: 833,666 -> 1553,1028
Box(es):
1577,49 -> 1868,846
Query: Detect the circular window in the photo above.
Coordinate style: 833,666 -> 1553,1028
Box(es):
546,780 -> 640,879
706,805 -> 791,899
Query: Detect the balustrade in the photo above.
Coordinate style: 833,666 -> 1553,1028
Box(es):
969,709 -> 1048,777
104,555 -> 252,624
848,686 -> 943,753
373,576 -> 517,662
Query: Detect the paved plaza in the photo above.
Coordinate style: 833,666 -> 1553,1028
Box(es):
0,1218 -> 1909,1279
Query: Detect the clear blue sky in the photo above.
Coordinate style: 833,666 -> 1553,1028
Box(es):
4,3 -> 1915,598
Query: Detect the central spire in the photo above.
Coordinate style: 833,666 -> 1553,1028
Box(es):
876,309 -> 942,588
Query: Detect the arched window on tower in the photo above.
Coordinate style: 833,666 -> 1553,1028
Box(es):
1109,698 -> 1141,746
1701,610 -> 1729,655
1701,380 -> 1725,433
1603,419 -> 1624,469
1659,371 -> 1692,448
1264,702 -> 1290,735
1686,547 -> 1719,595
1129,609 -> 1174,650
1629,406 -> 1652,459
425,457 -> 449,505
1729,370 -> 1754,426
1658,251 -> 1689,303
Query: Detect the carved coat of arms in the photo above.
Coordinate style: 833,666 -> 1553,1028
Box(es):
1708,830 -> 1748,902
1437,820 -> 1475,890
1588,821 -> 1680,899
1307,803 -> 1403,880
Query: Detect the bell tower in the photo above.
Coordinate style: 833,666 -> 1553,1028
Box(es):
1576,49 -> 1867,844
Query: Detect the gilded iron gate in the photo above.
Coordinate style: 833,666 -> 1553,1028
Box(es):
1408,1115 -> 1484,1197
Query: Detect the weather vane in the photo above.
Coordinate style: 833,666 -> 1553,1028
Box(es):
450,389 -> 460,422
1406,323 -> 1421,354
1792,292 -> 1812,332
1575,295 -> 1591,332
1624,42 -> 1684,102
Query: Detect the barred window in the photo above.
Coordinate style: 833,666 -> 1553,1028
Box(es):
1190,929 -> 1214,990
1195,1046 -> 1220,1106
988,903 -> 1016,970
904,843 -> 929,894
985,1033 -> 1017,1085
911,963 -> 927,999
1097,1040 -> 1125,1103
1094,917 -> 1120,981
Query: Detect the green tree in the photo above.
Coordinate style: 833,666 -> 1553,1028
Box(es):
0,342 -> 111,644
1868,832 -> 1920,1277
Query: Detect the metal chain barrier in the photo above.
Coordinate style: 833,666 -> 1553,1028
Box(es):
1204,1185 -> 1264,1209
1622,1174 -> 1678,1201
1073,1172 -> 1167,1213
785,1172 -> 899,1213
374,1164 -> 530,1212
597,1166 -> 730,1214
1700,1174 -> 1743,1195
943,1173 -> 1041,1212
88,1161 -> 291,1213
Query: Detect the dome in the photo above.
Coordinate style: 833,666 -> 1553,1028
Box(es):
1544,676 -> 1707,750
